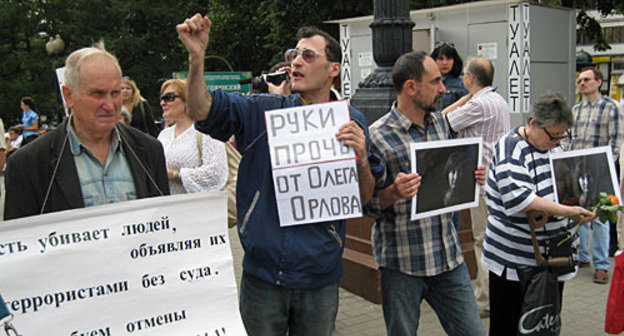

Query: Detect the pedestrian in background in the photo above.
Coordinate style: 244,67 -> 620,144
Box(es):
121,77 -> 159,137
431,42 -> 468,110
18,96 -> 40,146
561,67 -> 624,284
431,42 -> 469,235
157,79 -> 227,195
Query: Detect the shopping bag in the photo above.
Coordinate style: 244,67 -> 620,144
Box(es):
517,265 -> 561,336
606,251 -> 624,334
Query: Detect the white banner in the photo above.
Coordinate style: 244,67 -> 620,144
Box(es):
266,100 -> 362,226
0,192 -> 247,336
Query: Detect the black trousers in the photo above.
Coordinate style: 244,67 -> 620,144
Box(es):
488,270 -> 564,336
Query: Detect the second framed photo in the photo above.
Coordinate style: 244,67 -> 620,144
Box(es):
410,137 -> 482,221
550,146 -> 621,207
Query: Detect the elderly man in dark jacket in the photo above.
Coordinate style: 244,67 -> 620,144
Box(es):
4,44 -> 168,220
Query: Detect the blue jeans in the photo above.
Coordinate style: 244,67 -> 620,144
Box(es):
380,264 -> 485,336
239,272 -> 339,336
579,218 -> 611,270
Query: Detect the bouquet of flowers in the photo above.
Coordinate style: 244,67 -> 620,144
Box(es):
557,193 -> 623,247
594,193 -> 624,225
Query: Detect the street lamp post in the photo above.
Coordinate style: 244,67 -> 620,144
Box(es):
45,34 -> 66,121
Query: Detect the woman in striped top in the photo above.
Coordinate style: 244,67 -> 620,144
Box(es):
483,92 -> 595,335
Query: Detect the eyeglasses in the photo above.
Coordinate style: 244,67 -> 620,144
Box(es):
576,77 -> 594,84
284,48 -> 326,63
434,42 -> 455,49
160,92 -> 179,103
542,127 -> 570,141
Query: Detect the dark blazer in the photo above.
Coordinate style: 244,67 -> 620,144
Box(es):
130,100 -> 160,137
4,120 -> 170,220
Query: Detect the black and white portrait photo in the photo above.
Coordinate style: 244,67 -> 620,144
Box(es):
550,147 -> 620,207
410,137 -> 482,220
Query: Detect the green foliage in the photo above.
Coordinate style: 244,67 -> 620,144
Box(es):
2,0 -> 621,128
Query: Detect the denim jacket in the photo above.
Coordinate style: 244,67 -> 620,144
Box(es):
196,90 -> 377,289
440,75 -> 469,110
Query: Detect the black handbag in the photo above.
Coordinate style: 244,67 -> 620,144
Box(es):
544,231 -> 575,276
515,211 -> 574,336
517,264 -> 561,336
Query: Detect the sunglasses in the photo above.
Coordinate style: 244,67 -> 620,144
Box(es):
284,48 -> 326,63
435,42 -> 455,49
542,127 -> 570,141
160,92 -> 179,103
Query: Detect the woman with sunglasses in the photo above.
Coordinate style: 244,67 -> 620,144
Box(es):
431,43 -> 469,109
157,79 -> 227,194
121,77 -> 159,137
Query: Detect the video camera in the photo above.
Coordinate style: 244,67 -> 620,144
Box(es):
239,71 -> 289,93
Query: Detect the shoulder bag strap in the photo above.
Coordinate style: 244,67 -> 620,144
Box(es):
196,131 -> 203,166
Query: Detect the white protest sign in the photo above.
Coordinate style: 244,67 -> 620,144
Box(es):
55,67 -> 69,117
266,100 -> 362,226
0,192 -> 247,336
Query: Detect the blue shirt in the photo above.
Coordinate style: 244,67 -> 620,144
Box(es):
365,103 -> 464,276
196,90 -> 382,289
67,122 -> 137,207
22,109 -> 39,138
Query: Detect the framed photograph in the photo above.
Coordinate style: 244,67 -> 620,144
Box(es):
550,146 -> 621,207
410,137 -> 482,221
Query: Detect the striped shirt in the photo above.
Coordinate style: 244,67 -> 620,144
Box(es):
365,103 -> 463,277
483,128 -> 577,281
561,94 -> 624,162
67,123 -> 137,207
445,86 -> 510,174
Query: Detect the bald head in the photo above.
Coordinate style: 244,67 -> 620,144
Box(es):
465,57 -> 494,88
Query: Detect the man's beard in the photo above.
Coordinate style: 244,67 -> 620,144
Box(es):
414,95 -> 442,112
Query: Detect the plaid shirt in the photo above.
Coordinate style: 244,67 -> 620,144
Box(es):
67,123 -> 137,207
365,104 -> 464,276
561,94 -> 624,162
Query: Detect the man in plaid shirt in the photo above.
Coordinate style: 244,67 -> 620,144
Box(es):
365,51 -> 486,336
561,67 -> 624,284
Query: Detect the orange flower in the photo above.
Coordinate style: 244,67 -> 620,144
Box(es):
608,194 -> 620,205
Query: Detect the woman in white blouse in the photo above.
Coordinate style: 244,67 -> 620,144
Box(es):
158,79 -> 228,194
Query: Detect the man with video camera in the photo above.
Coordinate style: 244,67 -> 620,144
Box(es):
177,14 -> 380,336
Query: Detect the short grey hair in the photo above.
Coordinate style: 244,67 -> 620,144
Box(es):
64,41 -> 121,89
527,92 -> 573,128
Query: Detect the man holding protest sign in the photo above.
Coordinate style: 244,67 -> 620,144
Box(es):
365,51 -> 486,335
177,14 -> 378,336
4,43 -> 169,220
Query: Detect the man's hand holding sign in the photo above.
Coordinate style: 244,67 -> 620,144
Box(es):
266,100 -> 366,226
